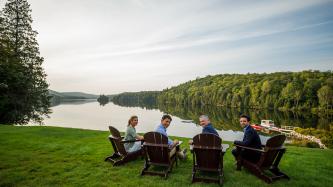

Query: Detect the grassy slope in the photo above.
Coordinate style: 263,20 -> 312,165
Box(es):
0,126 -> 332,187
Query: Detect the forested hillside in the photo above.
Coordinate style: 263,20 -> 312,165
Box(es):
112,71 -> 332,112
159,71 -> 332,111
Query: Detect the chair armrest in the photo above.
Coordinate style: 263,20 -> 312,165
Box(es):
190,144 -> 229,153
234,144 -> 265,152
265,146 -> 286,151
143,142 -> 169,148
121,139 -> 142,143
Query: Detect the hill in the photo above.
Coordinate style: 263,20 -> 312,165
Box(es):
48,90 -> 98,100
112,70 -> 333,112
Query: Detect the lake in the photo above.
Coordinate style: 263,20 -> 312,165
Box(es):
34,99 -> 332,143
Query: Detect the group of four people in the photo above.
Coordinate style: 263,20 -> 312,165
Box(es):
124,114 -> 262,162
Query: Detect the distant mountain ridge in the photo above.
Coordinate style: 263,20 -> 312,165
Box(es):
48,90 -> 98,100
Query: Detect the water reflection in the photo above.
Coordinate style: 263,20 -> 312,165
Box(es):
115,102 -> 332,131
51,99 -> 96,107
40,100 -> 332,144
39,100 -> 269,142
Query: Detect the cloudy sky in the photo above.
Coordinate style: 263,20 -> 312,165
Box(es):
2,0 -> 333,94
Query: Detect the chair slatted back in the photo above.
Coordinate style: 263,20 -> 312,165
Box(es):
143,132 -> 170,165
109,126 -> 127,156
259,135 -> 286,168
193,133 -> 222,170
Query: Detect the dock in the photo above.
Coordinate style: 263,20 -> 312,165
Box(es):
260,125 -> 327,149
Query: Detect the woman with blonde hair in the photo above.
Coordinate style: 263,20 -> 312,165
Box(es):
124,115 -> 144,152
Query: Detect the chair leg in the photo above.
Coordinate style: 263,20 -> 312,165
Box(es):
236,159 -> 242,171
191,168 -> 196,183
250,166 -> 273,184
104,156 -> 112,162
168,162 -> 173,173
164,169 -> 169,179
260,174 -> 273,184
113,160 -> 123,166
141,162 -> 150,176
219,177 -> 223,186
219,171 -> 223,186
104,153 -> 120,161
269,168 -> 290,180
175,155 -> 178,166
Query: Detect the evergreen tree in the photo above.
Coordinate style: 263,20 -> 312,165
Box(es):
0,0 -> 50,124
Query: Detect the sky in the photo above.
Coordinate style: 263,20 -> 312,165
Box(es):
1,0 -> 333,94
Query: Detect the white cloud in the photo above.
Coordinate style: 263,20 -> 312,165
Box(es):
1,0 -> 332,93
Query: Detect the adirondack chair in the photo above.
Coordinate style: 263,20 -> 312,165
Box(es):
141,132 -> 178,179
104,126 -> 143,166
191,133 -> 227,185
234,134 -> 289,183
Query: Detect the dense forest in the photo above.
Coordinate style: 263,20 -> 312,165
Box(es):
111,71 -> 332,112
158,71 -> 333,111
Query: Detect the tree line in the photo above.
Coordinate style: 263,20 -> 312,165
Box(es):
158,71 -> 333,112
112,91 -> 160,108
112,71 -> 333,112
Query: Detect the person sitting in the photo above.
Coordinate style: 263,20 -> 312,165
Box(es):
199,115 -> 219,136
189,115 -> 219,145
155,114 -> 187,159
232,114 -> 262,162
124,115 -> 144,152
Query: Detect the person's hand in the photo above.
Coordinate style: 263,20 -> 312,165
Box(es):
137,135 -> 144,140
188,140 -> 193,145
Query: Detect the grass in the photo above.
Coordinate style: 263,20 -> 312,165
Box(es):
0,125 -> 332,187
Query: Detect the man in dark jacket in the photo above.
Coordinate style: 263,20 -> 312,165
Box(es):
189,115 -> 219,145
199,115 -> 219,136
232,115 -> 262,162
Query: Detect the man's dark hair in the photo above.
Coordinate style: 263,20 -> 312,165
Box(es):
162,114 -> 172,121
240,114 -> 251,122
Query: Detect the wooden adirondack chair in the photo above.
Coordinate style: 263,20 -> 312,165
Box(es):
191,133 -> 227,185
141,132 -> 178,179
234,134 -> 290,183
104,126 -> 143,166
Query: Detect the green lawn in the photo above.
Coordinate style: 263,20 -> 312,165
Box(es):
0,126 -> 332,187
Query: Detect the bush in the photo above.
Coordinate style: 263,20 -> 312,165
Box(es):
294,126 -> 333,149
290,139 -> 320,148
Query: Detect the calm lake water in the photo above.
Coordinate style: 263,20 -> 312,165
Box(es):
34,100 -> 332,143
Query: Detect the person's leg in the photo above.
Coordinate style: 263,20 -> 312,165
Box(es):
128,141 -> 141,152
232,148 -> 240,159
169,147 -> 177,158
243,150 -> 260,163
176,147 -> 187,159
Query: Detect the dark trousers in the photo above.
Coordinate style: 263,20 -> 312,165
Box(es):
232,148 -> 261,163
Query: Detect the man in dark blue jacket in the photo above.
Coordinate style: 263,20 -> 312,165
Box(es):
189,115 -> 219,145
232,115 -> 262,162
199,115 -> 219,136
